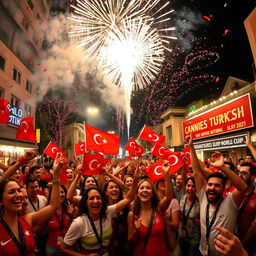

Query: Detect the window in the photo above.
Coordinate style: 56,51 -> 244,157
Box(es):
0,87 -> 4,98
24,103 -> 32,117
0,55 -> 5,71
13,68 -> 21,84
26,80 -> 32,93
11,95 -> 20,107
21,17 -> 29,31
27,0 -> 34,10
166,125 -> 172,141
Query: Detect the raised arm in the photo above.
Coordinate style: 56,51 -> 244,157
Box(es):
25,154 -> 63,226
103,164 -> 125,188
187,136 -> 205,193
209,152 -> 247,206
1,150 -> 36,181
245,132 -> 256,161
67,165 -> 82,206
114,162 -> 142,214
112,161 -> 130,176
159,160 -> 173,212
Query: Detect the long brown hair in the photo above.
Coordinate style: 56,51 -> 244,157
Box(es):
133,179 -> 160,217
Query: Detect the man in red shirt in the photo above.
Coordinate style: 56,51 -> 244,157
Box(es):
237,162 -> 256,255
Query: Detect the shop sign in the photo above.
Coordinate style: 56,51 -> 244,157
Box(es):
8,104 -> 23,126
183,94 -> 254,140
194,134 -> 247,151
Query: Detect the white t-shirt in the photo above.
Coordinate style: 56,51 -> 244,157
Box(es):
28,195 -> 47,213
64,204 -> 116,254
198,185 -> 238,256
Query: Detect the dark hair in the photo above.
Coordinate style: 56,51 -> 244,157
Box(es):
0,178 -> 20,203
240,163 -> 256,175
155,178 -> 165,190
25,177 -> 38,187
47,184 -> 70,214
79,187 -> 108,220
185,177 -> 195,186
80,175 -> 98,195
103,180 -> 123,204
224,161 -> 235,171
29,166 -> 41,175
238,158 -> 244,162
206,172 -> 226,187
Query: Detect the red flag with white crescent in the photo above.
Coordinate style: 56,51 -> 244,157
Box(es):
85,124 -> 120,155
0,98 -> 10,124
138,125 -> 165,146
145,159 -> 164,182
151,143 -> 170,157
82,152 -> 110,175
74,142 -> 86,158
43,141 -> 66,159
16,117 -> 37,142
162,151 -> 184,174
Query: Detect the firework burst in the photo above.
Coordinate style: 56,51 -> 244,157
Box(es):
68,0 -> 176,135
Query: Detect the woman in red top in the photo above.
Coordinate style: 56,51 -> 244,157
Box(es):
127,161 -> 172,256
46,184 -> 73,256
0,151 -> 63,256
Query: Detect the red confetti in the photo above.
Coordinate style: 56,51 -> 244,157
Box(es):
203,16 -> 211,21
36,64 -> 41,66
215,77 -> 220,83
43,68 -> 47,72
223,29 -> 230,36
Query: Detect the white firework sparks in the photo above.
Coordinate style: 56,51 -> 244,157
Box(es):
68,0 -> 176,135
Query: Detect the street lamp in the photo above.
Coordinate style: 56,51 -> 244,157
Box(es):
87,107 -> 99,115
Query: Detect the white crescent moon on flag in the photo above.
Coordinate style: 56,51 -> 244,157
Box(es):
80,144 -> 85,151
152,134 -> 159,142
159,147 -> 165,156
52,147 -> 58,153
21,121 -> 29,133
89,159 -> 98,170
154,166 -> 162,176
167,155 -> 179,166
129,142 -> 135,148
93,134 -> 103,145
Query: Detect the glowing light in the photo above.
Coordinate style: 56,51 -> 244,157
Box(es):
68,0 -> 176,136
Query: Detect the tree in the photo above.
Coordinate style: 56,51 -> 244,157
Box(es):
38,97 -> 79,149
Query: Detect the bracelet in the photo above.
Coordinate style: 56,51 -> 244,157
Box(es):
52,180 -> 61,185
18,156 -> 27,166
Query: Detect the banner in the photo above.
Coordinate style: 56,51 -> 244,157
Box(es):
183,94 -> 254,140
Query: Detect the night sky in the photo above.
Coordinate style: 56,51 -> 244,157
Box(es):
47,1 -> 256,141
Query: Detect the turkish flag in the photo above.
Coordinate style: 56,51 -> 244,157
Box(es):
134,144 -> 145,158
145,159 -> 164,182
43,141 -> 66,159
82,152 -> 110,175
181,146 -> 191,171
60,166 -> 68,185
138,125 -> 165,145
85,124 -> 120,155
151,143 -> 170,157
74,142 -> 86,158
162,151 -> 184,174
124,137 -> 144,157
0,98 -> 10,124
16,117 -> 37,142
124,137 -> 137,155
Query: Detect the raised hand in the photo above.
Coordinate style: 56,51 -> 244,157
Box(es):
209,152 -> 224,168
53,153 -> 65,176
162,160 -> 171,173
185,134 -> 193,147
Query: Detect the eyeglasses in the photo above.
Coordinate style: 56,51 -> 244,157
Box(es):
238,171 -> 249,176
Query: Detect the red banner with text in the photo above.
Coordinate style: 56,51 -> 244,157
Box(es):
183,94 -> 254,140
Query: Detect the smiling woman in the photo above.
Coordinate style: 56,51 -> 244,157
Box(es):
61,166 -> 142,256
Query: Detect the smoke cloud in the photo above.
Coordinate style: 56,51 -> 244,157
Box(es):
173,7 -> 207,51
34,14 -> 124,111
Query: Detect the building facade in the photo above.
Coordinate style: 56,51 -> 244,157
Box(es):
0,0 -> 50,164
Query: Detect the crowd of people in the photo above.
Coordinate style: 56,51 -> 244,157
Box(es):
0,135 -> 256,256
